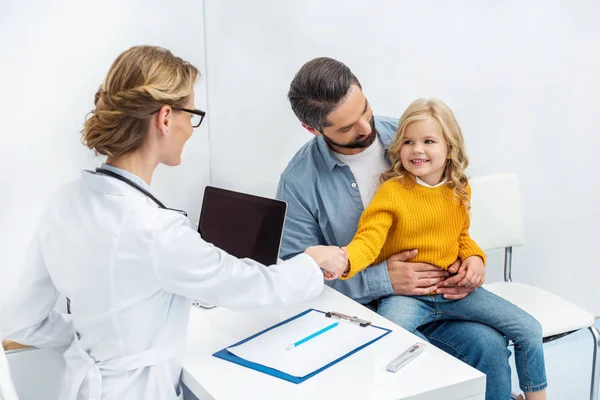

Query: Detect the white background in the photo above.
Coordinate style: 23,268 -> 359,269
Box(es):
204,0 -> 600,316
0,0 -> 209,307
0,1 -> 598,398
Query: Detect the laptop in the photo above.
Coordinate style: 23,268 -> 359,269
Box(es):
197,186 -> 287,266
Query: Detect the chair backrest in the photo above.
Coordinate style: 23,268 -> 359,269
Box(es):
0,345 -> 18,400
5,347 -> 64,400
469,173 -> 524,251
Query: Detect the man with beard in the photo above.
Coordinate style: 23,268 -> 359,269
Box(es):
276,57 -> 512,399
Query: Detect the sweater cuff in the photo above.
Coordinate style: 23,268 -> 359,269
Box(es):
342,244 -> 369,280
458,249 -> 487,266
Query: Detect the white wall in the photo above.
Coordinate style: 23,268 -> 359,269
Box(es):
0,0 -> 209,308
204,0 -> 600,316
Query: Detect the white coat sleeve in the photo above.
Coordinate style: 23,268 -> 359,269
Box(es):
149,213 -> 324,311
0,233 -> 74,348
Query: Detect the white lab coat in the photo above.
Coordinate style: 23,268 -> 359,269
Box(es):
0,171 -> 324,400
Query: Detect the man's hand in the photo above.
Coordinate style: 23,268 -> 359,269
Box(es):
387,249 -> 450,296
435,285 -> 474,300
436,256 -> 484,299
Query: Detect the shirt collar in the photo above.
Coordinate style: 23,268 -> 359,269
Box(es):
376,119 -> 395,148
415,177 -> 447,188
316,135 -> 344,171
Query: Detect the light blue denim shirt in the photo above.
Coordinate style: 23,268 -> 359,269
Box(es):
276,116 -> 399,304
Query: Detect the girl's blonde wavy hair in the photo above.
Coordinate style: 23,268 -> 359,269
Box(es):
82,46 -> 199,157
381,98 -> 470,208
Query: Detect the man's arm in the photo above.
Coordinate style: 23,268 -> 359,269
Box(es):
277,179 -> 394,304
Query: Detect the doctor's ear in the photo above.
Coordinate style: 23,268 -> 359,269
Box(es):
301,122 -> 321,137
154,105 -> 173,136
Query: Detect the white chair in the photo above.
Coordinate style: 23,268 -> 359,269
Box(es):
469,173 -> 600,400
3,346 -> 64,400
0,341 -> 19,400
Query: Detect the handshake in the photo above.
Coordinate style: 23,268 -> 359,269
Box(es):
304,246 -> 349,280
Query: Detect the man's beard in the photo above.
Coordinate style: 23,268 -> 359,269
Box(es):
322,117 -> 378,149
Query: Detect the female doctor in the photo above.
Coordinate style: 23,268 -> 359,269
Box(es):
0,46 -> 348,400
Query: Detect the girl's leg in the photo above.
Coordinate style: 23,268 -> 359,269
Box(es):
420,320 -> 512,400
515,390 -> 547,399
377,295 -> 436,341
523,390 -> 546,399
432,288 -> 548,395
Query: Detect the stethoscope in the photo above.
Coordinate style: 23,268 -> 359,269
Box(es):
94,167 -> 188,217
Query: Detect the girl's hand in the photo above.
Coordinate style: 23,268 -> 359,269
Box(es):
457,256 -> 485,288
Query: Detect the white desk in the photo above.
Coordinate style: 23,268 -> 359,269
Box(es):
182,286 -> 486,400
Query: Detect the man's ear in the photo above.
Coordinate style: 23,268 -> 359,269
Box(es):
301,122 -> 321,137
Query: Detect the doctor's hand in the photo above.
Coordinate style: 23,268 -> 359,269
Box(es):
304,246 -> 348,280
387,249 -> 450,296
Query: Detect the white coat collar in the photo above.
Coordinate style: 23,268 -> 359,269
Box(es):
100,163 -> 152,192
80,169 -> 154,205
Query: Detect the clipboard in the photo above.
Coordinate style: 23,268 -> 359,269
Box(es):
213,309 -> 392,384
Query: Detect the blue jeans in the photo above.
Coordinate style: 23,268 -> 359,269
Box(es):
366,300 -> 511,399
378,288 -> 547,395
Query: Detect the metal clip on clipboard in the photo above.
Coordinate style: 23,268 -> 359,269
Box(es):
325,311 -> 371,327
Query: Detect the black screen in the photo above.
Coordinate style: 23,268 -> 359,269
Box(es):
198,186 -> 287,266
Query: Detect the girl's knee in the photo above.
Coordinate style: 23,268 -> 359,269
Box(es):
468,326 -> 511,360
513,317 -> 544,348
523,317 -> 543,340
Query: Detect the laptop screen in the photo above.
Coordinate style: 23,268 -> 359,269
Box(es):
197,186 -> 287,266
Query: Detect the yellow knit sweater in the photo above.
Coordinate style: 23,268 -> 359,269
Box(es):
343,178 -> 486,280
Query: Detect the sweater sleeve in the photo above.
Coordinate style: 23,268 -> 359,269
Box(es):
343,182 -> 395,279
458,186 -> 487,264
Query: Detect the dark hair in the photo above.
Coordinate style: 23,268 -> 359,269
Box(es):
287,57 -> 361,131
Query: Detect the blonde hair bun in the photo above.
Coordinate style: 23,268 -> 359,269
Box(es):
82,46 -> 199,158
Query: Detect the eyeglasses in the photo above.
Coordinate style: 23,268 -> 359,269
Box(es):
172,107 -> 206,128
150,107 -> 206,128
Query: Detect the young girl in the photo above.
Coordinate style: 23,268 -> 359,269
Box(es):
342,98 -> 547,399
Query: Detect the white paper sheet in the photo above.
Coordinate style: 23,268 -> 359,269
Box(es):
226,310 -> 388,377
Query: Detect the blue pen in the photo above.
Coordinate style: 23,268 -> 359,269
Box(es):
286,322 -> 339,350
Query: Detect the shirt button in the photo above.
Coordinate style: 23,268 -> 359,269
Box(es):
351,183 -> 357,188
